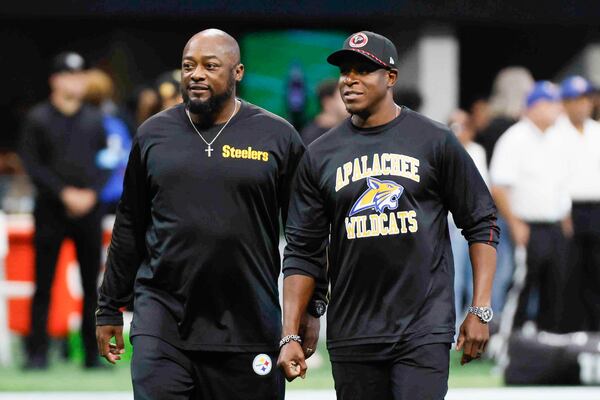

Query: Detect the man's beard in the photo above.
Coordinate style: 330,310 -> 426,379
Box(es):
182,73 -> 236,128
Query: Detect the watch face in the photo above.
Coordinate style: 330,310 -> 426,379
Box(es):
315,302 -> 326,316
481,308 -> 493,322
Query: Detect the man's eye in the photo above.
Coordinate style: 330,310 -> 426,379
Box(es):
206,63 -> 218,70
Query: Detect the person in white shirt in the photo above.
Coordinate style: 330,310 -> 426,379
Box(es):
490,81 -> 571,333
556,76 -> 600,331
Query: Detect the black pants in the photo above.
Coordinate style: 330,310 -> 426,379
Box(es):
27,200 -> 102,364
331,343 -> 450,400
513,222 -> 569,332
571,203 -> 600,331
131,335 -> 284,400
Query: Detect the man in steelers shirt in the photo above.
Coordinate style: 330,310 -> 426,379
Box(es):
95,29 -> 326,400
278,32 -> 499,399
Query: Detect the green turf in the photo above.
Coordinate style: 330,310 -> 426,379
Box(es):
0,336 -> 502,391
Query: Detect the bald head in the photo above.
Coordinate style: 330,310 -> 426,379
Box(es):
180,29 -> 244,123
184,29 -> 240,65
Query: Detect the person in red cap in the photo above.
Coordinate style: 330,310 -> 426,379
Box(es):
278,31 -> 499,399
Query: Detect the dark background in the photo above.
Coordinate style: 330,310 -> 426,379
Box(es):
2,0 -> 599,148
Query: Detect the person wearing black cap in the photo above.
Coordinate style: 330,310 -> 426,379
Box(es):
278,31 -> 499,399
95,29 -> 326,399
19,52 -> 108,369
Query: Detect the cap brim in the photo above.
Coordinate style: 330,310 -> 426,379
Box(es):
562,88 -> 597,99
327,49 -> 390,69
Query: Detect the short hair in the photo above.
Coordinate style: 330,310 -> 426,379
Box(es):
488,66 -> 534,119
316,79 -> 338,106
393,87 -> 422,112
85,69 -> 114,106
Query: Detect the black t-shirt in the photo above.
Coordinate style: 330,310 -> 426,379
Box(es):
19,101 -> 107,201
283,107 -> 499,361
97,100 -> 323,352
299,121 -> 329,146
475,116 -> 516,166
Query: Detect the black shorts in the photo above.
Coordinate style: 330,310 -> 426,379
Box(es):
131,335 -> 284,400
331,342 -> 450,400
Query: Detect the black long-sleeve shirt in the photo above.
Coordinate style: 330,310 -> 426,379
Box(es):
283,108 -> 499,361
97,100 -> 325,352
19,101 -> 107,200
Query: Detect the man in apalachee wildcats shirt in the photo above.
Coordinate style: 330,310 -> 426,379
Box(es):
278,31 -> 499,400
95,29 -> 327,400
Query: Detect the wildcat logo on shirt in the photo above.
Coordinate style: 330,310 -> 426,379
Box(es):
341,155 -> 420,240
349,177 -> 404,216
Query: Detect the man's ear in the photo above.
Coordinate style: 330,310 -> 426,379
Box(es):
387,69 -> 398,87
235,63 -> 245,82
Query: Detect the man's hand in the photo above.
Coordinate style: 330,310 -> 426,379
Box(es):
277,341 -> 307,381
96,325 -> 125,364
456,313 -> 489,365
509,218 -> 530,247
298,312 -> 320,359
60,187 -> 97,218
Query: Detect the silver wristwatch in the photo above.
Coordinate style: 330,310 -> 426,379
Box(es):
467,306 -> 493,324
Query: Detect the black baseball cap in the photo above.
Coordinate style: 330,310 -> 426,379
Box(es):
51,52 -> 86,74
327,31 -> 399,70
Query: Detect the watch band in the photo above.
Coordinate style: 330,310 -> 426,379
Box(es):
467,306 -> 493,323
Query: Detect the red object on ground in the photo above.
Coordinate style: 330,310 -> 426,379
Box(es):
5,215 -> 111,337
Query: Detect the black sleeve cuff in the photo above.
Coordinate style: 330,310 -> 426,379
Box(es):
282,257 -> 323,280
95,308 -> 124,326
462,213 -> 500,249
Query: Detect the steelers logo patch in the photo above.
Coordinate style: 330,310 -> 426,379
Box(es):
252,354 -> 272,376
349,32 -> 368,48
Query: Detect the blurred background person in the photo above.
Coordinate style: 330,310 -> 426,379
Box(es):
477,67 -> 534,163
555,76 -> 600,332
18,52 -> 108,369
490,81 -> 570,333
156,69 -> 183,111
85,68 -> 132,214
299,79 -> 347,145
468,95 -> 491,135
447,109 -> 490,336
127,85 -> 161,128
476,66 -> 534,321
393,86 -> 423,112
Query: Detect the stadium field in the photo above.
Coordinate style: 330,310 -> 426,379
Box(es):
0,338 -> 498,392
2,338 -> 600,399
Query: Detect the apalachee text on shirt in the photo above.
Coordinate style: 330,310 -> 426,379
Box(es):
335,152 -> 420,192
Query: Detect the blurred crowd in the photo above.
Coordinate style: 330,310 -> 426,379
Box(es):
2,51 -> 600,369
448,67 -> 600,339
